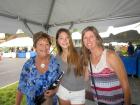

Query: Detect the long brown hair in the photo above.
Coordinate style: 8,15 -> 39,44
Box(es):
81,26 -> 103,66
56,28 -> 84,76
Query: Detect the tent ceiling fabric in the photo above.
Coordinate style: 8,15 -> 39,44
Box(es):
0,0 -> 140,35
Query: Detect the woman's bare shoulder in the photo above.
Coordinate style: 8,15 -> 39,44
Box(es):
106,49 -> 117,58
106,49 -> 121,65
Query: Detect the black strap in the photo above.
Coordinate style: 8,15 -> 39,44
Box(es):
89,60 -> 99,101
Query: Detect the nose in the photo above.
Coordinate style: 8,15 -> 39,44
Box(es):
63,38 -> 68,42
42,44 -> 49,49
87,37 -> 91,42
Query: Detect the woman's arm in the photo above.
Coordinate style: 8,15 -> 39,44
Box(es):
15,90 -> 23,105
15,63 -> 27,105
107,50 -> 131,105
84,67 -> 89,81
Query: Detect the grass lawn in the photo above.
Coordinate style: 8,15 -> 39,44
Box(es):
0,82 -> 26,105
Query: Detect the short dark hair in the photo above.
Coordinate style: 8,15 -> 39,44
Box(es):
33,31 -> 51,48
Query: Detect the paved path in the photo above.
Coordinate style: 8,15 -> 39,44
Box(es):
0,58 -> 26,87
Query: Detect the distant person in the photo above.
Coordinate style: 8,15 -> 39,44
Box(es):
135,44 -> 140,53
134,44 -> 140,56
127,41 -> 134,56
15,32 -> 62,105
108,43 -> 115,51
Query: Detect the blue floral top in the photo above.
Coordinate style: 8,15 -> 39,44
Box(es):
18,55 -> 61,105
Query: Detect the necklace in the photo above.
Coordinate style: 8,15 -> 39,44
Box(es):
40,63 -> 45,68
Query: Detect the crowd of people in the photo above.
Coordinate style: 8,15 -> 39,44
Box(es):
15,26 -> 132,105
105,41 -> 140,57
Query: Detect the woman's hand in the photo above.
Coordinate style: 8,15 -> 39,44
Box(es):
44,87 -> 58,97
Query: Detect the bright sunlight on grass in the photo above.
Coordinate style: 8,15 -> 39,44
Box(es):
0,82 -> 26,105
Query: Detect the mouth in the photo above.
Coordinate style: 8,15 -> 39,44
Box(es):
62,43 -> 69,47
87,43 -> 92,46
39,49 -> 49,53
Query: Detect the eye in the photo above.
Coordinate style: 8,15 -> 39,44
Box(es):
39,43 -> 42,46
83,36 -> 87,40
46,43 -> 49,46
58,37 -> 63,40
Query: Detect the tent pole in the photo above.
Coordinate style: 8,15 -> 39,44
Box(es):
22,20 -> 34,36
69,22 -> 74,30
44,0 -> 56,32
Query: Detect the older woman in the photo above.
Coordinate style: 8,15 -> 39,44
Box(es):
15,32 -> 62,105
81,26 -> 131,105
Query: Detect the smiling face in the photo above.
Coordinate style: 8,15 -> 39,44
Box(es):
82,26 -> 103,52
35,38 -> 50,57
83,31 -> 97,50
57,31 -> 70,50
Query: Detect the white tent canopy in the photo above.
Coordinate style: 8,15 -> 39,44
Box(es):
0,37 -> 33,47
0,0 -> 140,36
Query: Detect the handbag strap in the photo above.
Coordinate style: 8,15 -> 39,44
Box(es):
89,60 -> 99,101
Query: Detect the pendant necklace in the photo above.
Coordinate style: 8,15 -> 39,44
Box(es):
40,63 -> 45,68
